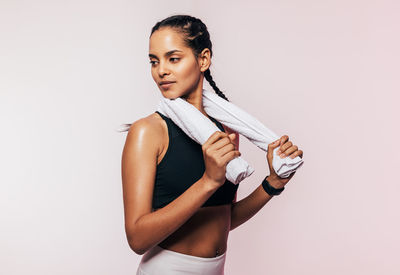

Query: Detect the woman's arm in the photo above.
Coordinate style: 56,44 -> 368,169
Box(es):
131,177 -> 217,255
122,118 -> 219,255
230,178 -> 276,231
228,130 -> 277,231
230,134 -> 301,231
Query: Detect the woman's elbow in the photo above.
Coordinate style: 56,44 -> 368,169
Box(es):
126,226 -> 146,255
127,234 -> 146,255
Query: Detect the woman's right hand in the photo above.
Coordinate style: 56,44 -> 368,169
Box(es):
202,131 -> 241,189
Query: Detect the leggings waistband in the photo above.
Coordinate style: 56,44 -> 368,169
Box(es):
156,245 -> 227,262
137,245 -> 226,275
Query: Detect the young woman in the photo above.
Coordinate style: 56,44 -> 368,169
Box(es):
121,14 -> 303,275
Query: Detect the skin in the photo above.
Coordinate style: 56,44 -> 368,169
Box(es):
122,26 -> 303,258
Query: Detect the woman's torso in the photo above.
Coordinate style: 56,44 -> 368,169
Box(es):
151,111 -> 233,258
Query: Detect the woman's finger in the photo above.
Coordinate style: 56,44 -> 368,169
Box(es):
277,140 -> 292,155
267,139 -> 280,160
266,139 -> 281,174
279,135 -> 289,146
290,149 -> 304,159
280,145 -> 298,158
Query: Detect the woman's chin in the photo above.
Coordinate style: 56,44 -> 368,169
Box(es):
160,90 -> 183,100
160,94 -> 178,100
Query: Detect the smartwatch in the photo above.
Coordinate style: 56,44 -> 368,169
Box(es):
261,176 -> 284,196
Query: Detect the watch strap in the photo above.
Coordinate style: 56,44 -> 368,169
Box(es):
261,176 -> 285,196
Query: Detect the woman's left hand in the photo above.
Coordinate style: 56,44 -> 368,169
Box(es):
266,135 -> 303,189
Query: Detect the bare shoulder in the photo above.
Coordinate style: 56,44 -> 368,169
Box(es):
124,113 -> 164,154
127,112 -> 163,135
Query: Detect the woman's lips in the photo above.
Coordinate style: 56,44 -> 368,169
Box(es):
160,82 -> 175,89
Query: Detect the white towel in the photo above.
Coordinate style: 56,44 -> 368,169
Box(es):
156,88 -> 304,185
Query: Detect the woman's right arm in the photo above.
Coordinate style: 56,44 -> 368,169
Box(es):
121,119 -> 224,255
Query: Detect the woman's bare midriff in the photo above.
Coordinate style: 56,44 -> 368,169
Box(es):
155,204 -> 231,258
151,112 -> 233,258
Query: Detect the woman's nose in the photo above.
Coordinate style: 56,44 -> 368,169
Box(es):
157,61 -> 170,76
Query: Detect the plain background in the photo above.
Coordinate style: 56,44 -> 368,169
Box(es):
1,0 -> 399,274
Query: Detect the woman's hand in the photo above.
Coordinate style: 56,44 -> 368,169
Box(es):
266,135 -> 303,189
202,131 -> 241,189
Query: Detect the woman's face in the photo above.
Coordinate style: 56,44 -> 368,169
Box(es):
149,27 -> 206,99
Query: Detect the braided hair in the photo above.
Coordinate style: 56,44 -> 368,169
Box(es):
151,14 -> 229,102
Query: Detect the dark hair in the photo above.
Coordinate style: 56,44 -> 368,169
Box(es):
118,14 -> 229,132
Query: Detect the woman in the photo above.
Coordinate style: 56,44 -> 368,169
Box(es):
121,14 -> 303,275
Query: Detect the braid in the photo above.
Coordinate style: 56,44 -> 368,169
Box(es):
204,69 -> 230,102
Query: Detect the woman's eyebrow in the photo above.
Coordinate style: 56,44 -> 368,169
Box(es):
148,49 -> 183,59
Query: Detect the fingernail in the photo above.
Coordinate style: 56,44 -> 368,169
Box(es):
280,153 -> 285,158
276,150 -> 281,154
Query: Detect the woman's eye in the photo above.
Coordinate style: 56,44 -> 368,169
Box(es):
149,58 -> 179,66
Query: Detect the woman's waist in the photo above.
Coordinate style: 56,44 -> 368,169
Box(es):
158,205 -> 231,258
158,236 -> 228,258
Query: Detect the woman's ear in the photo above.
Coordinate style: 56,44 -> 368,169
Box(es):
199,48 -> 211,72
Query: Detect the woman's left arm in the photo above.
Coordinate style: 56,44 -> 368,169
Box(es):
230,135 -> 303,231
230,176 -> 277,231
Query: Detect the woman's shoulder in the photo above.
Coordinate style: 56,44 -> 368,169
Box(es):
127,112 -> 164,133
125,112 -> 166,155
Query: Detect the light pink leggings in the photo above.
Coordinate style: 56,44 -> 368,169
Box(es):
136,245 -> 227,275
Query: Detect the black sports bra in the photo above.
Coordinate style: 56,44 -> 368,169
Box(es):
152,111 -> 239,209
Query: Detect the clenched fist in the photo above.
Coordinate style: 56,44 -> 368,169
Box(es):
266,135 -> 303,189
202,131 -> 241,189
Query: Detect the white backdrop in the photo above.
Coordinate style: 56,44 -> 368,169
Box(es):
1,0 -> 399,274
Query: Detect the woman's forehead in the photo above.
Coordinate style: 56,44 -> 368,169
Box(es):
149,28 -> 188,55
